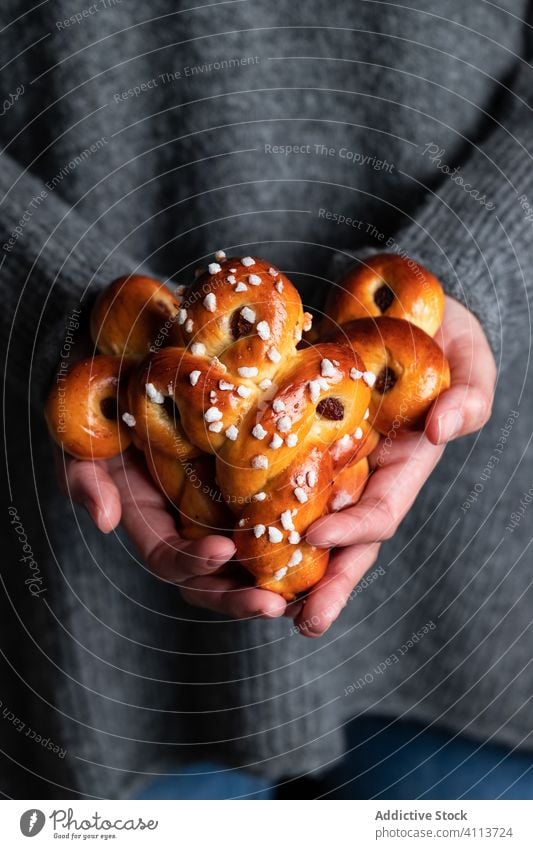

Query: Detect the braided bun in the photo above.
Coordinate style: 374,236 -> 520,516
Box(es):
47,274 -> 183,461
321,253 -> 445,338
123,255 -> 371,597
217,343 -> 370,502
330,317 -> 450,434
45,356 -> 132,459
45,249 -> 451,601
219,342 -> 371,598
90,274 -> 182,359
328,456 -> 370,513
145,451 -> 232,539
233,446 -> 331,598
127,349 -> 207,460
172,256 -> 305,371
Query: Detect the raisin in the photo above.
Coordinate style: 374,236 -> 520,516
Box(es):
374,284 -> 394,312
230,310 -> 254,339
375,367 -> 397,393
317,397 -> 345,420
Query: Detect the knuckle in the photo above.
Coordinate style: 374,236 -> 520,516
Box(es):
341,511 -> 363,540
363,542 -> 381,566
148,538 -> 183,581
378,507 -> 398,540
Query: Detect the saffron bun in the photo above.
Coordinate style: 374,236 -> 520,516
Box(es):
126,348 -> 206,461
45,356 -> 132,460
216,342 -> 371,599
45,250 -> 451,600
145,451 -> 232,540
90,274 -> 183,359
47,274 -> 183,462
328,457 -> 370,513
330,317 -> 450,434
330,417 -> 380,470
319,253 -> 445,339
171,256 -> 306,374
124,252 -> 372,598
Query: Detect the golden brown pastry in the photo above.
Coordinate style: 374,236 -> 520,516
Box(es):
318,253 -> 445,339
45,356 -> 132,460
330,317 -> 451,434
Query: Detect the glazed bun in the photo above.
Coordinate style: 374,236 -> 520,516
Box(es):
328,456 -> 370,513
218,342 -> 371,599
45,248 -> 451,600
330,317 -> 450,434
145,451 -> 232,539
45,356 -> 132,459
123,253 -> 372,598
90,274 -> 182,359
320,253 -> 445,339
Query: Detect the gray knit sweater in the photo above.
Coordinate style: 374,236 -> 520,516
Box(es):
2,0 -> 533,799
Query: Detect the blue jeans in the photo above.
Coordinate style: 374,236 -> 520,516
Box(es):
133,716 -> 533,800
320,716 -> 533,799
133,761 -> 273,800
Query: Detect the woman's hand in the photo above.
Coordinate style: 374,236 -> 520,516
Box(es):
56,447 -> 287,619
299,296 -> 497,636
55,296 -> 495,629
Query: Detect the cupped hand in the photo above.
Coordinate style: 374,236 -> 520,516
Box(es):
300,296 -> 497,637
54,297 -> 495,632
55,447 -> 287,619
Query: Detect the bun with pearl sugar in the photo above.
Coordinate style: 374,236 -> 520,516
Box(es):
126,256 -> 373,598
45,250 -> 449,600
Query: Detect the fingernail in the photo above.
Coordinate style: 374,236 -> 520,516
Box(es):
250,609 -> 275,619
261,608 -> 284,619
303,623 -> 330,638
98,504 -> 117,532
437,409 -> 463,443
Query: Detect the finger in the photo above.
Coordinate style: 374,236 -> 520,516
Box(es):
110,452 -> 236,583
307,433 -> 444,548
425,382 -> 494,444
181,573 -> 287,619
124,498 -> 236,585
426,303 -> 496,444
58,450 -> 121,533
294,543 -> 380,637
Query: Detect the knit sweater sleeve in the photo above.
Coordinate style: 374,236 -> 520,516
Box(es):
0,152 -> 141,407
329,42 -> 533,361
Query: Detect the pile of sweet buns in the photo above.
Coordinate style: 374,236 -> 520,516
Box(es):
46,252 -> 449,599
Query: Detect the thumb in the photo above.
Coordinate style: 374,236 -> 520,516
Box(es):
425,382 -> 493,444
426,300 -> 496,444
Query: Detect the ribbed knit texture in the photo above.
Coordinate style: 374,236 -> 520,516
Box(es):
1,0 -> 533,798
